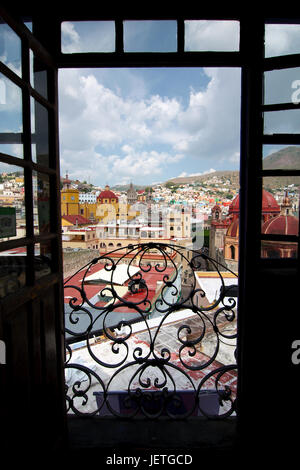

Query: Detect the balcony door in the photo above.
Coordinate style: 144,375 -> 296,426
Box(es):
0,9 -> 66,453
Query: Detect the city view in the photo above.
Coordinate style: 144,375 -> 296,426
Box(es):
0,19 -> 299,419
1,142 -> 299,416
2,9 -> 300,462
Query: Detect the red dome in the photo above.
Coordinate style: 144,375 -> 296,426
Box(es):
97,186 -> 118,202
226,218 -> 239,238
262,215 -> 299,235
229,190 -> 280,215
62,172 -> 71,185
98,190 -> 117,199
228,195 -> 239,214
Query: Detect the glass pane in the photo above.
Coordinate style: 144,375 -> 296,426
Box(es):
0,73 -> 22,133
0,245 -> 27,298
264,109 -> 300,134
264,67 -> 300,105
31,98 -> 49,166
33,171 -> 50,235
124,20 -> 177,52
265,24 -> 300,58
0,143 -> 23,158
0,163 -> 25,240
261,177 -> 299,258
34,241 -> 52,280
30,50 -> 48,99
0,18 -> 22,76
184,20 -> 240,52
262,240 -> 298,259
0,55 -> 22,158
61,21 -> 115,53
263,145 -> 300,170
23,20 -> 32,33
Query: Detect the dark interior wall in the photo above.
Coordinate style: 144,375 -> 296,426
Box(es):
0,5 -> 300,461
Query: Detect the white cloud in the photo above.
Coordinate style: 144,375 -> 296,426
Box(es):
60,146 -> 183,186
185,20 -> 240,52
202,168 -> 216,175
229,152 -> 240,163
61,22 -> 81,53
176,168 -> 216,178
61,21 -> 115,53
173,68 -> 241,162
265,24 -> 300,57
58,66 -> 241,184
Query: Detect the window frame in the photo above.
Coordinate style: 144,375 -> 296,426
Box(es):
52,14 -> 300,436
0,9 -> 62,291
1,9 -> 300,454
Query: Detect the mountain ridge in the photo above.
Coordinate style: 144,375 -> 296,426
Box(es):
165,146 -> 300,186
104,147 -> 300,190
263,146 -> 300,170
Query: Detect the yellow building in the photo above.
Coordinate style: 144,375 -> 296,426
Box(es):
79,202 -> 98,222
96,185 -> 119,223
61,179 -> 139,226
61,173 -> 80,216
15,176 -> 24,184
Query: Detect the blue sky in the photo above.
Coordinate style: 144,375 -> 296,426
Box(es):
58,20 -> 242,186
58,65 -> 242,186
2,20 -> 300,184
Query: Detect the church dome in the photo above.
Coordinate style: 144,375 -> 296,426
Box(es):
97,185 -> 118,203
262,214 -> 299,235
226,218 -> 239,238
63,174 -> 71,184
62,172 -> 72,189
99,189 -> 117,199
229,190 -> 280,216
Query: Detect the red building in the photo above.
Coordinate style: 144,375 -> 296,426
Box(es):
261,191 -> 298,258
209,189 -> 298,270
97,185 -> 119,204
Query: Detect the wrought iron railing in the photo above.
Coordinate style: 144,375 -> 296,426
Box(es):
64,242 -> 238,419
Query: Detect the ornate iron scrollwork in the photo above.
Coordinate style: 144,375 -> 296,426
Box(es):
64,242 -> 238,419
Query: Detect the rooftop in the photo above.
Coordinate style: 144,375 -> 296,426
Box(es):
62,214 -> 92,225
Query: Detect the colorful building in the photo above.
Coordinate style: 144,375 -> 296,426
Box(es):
61,173 -> 80,216
209,189 -> 298,271
261,191 -> 298,258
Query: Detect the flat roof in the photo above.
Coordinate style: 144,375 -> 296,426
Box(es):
195,271 -> 238,304
64,262 -> 177,341
84,263 -> 140,285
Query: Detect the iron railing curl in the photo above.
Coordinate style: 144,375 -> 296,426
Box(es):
64,242 -> 238,419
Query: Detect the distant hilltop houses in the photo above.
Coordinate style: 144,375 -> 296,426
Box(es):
60,173 -> 193,259
60,170 -> 299,274
0,161 -> 298,269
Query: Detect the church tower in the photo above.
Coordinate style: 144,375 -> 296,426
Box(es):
61,172 -> 79,216
209,204 -> 230,269
127,183 -> 137,205
280,190 -> 292,216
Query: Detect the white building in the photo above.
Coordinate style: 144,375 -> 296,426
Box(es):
79,192 -> 97,204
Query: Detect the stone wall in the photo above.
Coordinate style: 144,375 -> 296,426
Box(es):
63,248 -> 99,279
